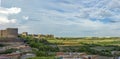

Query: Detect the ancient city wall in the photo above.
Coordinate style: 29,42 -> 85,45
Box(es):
0,28 -> 18,38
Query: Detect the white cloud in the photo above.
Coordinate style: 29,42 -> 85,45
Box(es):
0,7 -> 21,15
0,16 -> 16,24
107,0 -> 120,9
29,0 -> 120,37
87,8 -> 114,19
22,16 -> 29,20
1,0 -> 120,37
0,7 -> 21,25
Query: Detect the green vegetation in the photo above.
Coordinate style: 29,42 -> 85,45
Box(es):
21,36 -> 59,57
28,56 -> 55,59
20,36 -> 120,57
0,48 -> 18,54
48,37 -> 120,46
0,44 -> 5,47
47,37 -> 120,56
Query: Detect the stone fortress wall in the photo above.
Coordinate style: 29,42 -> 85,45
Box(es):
0,28 -> 18,38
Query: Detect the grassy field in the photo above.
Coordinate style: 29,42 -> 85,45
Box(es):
48,38 -> 120,46
47,38 -> 120,56
27,37 -> 120,57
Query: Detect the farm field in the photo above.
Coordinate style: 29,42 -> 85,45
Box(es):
47,38 -> 120,46
24,37 -> 120,58
47,37 -> 120,56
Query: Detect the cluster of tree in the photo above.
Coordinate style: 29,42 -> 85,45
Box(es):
21,36 -> 59,57
0,48 -> 17,54
0,44 -> 5,47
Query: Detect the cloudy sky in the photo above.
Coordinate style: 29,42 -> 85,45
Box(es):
0,0 -> 120,37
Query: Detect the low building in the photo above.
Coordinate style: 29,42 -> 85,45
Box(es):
1,53 -> 21,59
56,52 -> 98,59
31,34 -> 54,38
46,34 -> 54,38
38,34 -> 46,38
21,32 -> 55,39
0,56 -> 10,59
20,53 -> 36,59
22,32 -> 28,37
32,34 -> 38,38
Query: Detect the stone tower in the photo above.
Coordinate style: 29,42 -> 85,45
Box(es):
6,28 -> 18,38
0,28 -> 18,38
